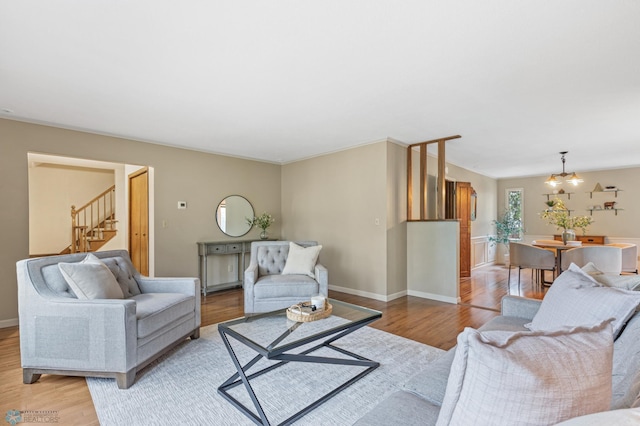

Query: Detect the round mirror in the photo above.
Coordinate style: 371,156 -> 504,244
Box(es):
216,195 -> 254,237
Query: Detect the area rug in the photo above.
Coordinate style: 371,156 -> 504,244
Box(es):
87,323 -> 444,425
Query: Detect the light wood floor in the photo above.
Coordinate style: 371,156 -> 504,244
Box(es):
0,263 -> 547,425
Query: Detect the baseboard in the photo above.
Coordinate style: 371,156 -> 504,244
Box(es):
0,318 -> 18,328
406,290 -> 459,305
328,284 -> 407,302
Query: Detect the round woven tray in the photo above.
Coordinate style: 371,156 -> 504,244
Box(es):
286,302 -> 333,322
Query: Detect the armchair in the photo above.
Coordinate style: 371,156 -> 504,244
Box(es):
16,250 -> 200,389
244,241 -> 328,313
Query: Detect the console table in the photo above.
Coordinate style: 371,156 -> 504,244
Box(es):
553,235 -> 605,244
197,240 -> 268,296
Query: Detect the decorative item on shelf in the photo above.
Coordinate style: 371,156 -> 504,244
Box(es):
544,151 -> 583,187
558,188 -> 566,194
545,200 -> 556,209
540,197 -> 593,241
286,300 -> 333,322
246,212 -> 275,240
604,201 -> 617,210
603,186 -> 618,192
593,183 -> 604,192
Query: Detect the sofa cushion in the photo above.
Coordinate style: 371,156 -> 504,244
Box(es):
58,254 -> 124,300
403,349 -> 456,406
555,407 -> 640,425
253,274 -> 319,299
354,390 -> 441,426
101,256 -> 142,297
436,322 -> 614,426
402,316 -> 539,407
478,314 -> 531,333
282,242 -> 322,278
611,310 -> 640,409
526,266 -> 640,338
131,293 -> 194,338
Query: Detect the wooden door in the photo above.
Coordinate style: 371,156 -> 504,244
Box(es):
445,181 -> 472,278
456,182 -> 472,278
129,168 -> 149,275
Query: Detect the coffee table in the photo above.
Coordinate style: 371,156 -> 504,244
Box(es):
217,299 -> 382,425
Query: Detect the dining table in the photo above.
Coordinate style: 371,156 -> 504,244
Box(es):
531,240 -> 601,275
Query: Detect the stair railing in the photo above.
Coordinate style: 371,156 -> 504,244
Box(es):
70,185 -> 116,253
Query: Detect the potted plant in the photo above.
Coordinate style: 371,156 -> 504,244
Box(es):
246,212 -> 275,240
540,198 -> 593,243
488,209 -> 524,265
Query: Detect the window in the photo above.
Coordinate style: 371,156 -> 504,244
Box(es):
506,188 -> 524,240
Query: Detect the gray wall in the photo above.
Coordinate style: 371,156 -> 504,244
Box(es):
497,167 -> 640,239
281,139 -> 498,300
0,118 -> 281,325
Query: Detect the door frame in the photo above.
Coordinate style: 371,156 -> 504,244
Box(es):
128,167 -> 151,276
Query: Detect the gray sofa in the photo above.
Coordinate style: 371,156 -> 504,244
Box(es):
244,241 -> 328,313
356,294 -> 640,425
16,250 -> 200,389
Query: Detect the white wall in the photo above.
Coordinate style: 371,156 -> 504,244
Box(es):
28,163 -> 115,255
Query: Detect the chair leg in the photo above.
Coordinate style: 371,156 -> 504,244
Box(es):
517,267 -> 521,295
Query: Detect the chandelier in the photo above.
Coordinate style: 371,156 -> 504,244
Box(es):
545,151 -> 583,187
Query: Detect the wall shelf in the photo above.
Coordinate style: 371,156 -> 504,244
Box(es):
543,192 -> 574,200
587,189 -> 622,198
543,208 -> 575,216
587,208 -> 624,216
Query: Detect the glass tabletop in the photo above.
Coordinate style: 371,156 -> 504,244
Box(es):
218,299 -> 382,356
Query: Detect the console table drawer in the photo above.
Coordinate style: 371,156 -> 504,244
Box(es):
226,243 -> 243,253
207,244 -> 227,254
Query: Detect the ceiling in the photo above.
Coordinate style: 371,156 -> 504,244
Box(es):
1,1 -> 639,179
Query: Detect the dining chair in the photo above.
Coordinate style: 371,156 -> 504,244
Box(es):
606,243 -> 638,274
561,246 -> 623,274
509,242 -> 556,292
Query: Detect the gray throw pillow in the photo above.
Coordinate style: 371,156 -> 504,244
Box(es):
58,253 -> 124,299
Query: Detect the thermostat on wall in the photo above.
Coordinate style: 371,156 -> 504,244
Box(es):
178,201 -> 187,209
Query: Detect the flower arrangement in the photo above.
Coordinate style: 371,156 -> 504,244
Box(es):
540,198 -> 593,235
246,212 -> 274,231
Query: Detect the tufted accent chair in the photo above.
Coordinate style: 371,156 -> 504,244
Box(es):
244,241 -> 328,313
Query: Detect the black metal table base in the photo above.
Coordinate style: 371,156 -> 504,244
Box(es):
218,327 -> 379,426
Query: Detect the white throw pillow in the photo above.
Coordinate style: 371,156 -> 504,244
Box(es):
583,262 -> 640,291
526,266 -> 640,338
58,253 -> 124,299
281,242 -> 322,278
436,322 -> 614,426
